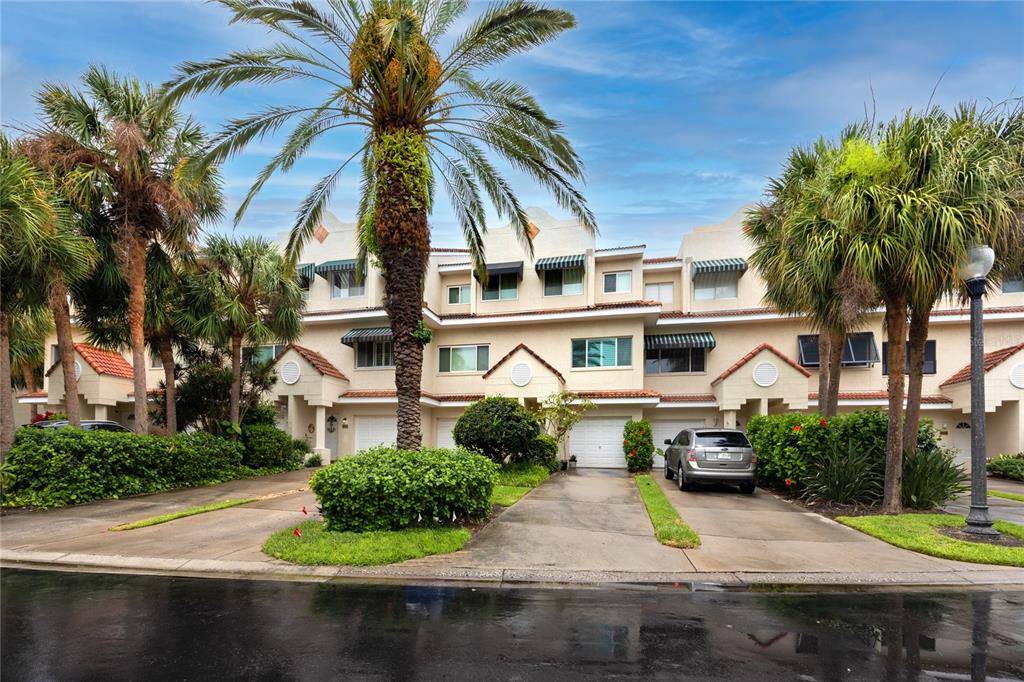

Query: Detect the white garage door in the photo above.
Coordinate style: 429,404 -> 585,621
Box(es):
436,418 -> 457,449
570,416 -> 629,468
355,416 -> 397,452
651,420 -> 705,468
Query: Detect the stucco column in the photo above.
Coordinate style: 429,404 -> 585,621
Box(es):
469,270 -> 479,316
584,248 -> 595,308
94,404 -> 108,421
723,410 -> 737,429
314,405 -> 328,461
758,398 -> 768,416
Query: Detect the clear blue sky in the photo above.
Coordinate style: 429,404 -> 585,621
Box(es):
2,1 -> 1022,254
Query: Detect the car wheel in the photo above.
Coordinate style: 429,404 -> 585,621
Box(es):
739,482 -> 755,495
677,465 -> 691,491
665,458 -> 674,480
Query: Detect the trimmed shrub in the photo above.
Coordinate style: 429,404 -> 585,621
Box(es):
310,446 -> 497,532
988,453 -> 1024,481
802,440 -> 883,505
453,396 -> 540,463
305,453 -> 322,468
623,419 -> 654,472
241,424 -> 299,469
3,428 -> 245,508
243,401 -> 278,427
745,412 -> 838,490
527,433 -> 559,472
901,446 -> 967,509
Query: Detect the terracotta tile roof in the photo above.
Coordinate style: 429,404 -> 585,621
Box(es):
284,344 -> 348,380
482,343 -> 565,383
596,244 -> 645,252
576,389 -> 662,400
127,388 -> 164,397
339,390 -> 484,402
16,390 -> 47,399
44,343 -> 134,380
660,394 -> 716,403
660,307 -> 778,320
932,305 -> 1024,317
440,300 -> 661,321
643,257 -> 681,264
304,306 -> 386,319
940,342 -> 1024,387
809,391 -> 952,404
712,343 -> 811,386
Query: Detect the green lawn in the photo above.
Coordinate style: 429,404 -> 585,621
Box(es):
491,485 -> 531,507
110,497 -> 260,531
635,475 -> 701,548
263,520 -> 472,566
496,462 -> 551,488
991,490 -> 1024,503
837,513 -> 1024,567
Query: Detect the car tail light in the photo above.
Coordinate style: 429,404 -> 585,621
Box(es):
686,449 -> 697,462
750,454 -> 758,464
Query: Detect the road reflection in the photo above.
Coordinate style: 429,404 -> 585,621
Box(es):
1,569 -> 1021,680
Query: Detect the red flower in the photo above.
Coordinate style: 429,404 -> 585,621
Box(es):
785,479 -> 793,487
623,439 -> 629,445
793,425 -> 802,432
628,451 -> 636,458
820,418 -> 827,427
293,527 -> 302,538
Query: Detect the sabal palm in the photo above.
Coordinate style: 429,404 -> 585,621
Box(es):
182,235 -> 304,425
0,135 -> 94,452
32,66 -> 223,432
164,0 -> 594,448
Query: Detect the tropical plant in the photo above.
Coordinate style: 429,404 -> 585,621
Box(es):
622,419 -> 654,472
180,235 -> 303,425
163,0 -> 594,449
536,390 -> 594,454
30,65 -> 223,432
453,396 -> 540,463
987,453 -> 1024,482
900,445 -> 967,510
802,439 -> 884,506
7,306 -> 54,421
0,134 -> 94,453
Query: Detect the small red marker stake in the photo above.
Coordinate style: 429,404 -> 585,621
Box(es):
293,527 -> 302,538
301,505 -> 308,515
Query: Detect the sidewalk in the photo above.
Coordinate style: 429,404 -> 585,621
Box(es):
2,469 -> 1023,588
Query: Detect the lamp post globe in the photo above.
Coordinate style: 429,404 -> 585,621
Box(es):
962,244 -> 998,536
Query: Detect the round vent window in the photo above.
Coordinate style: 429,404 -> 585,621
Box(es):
74,361 -> 82,380
281,360 -> 301,385
510,362 -> 533,387
1010,363 -> 1024,390
752,361 -> 779,387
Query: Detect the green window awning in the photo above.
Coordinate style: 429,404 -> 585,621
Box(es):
297,263 -> 314,288
315,259 -> 357,277
534,254 -> 585,272
645,333 -> 716,350
340,327 -> 393,347
474,261 -> 523,281
692,258 -> 747,277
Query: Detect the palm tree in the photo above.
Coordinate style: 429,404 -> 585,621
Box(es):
31,65 -> 223,432
182,235 -> 304,426
163,0 -> 594,449
8,307 -> 54,421
0,135 -> 93,452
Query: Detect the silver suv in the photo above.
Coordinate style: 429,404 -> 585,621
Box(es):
663,428 -> 756,494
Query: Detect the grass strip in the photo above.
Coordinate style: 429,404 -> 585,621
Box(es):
990,490 -> 1024,503
635,475 -> 701,548
496,462 -> 551,489
110,497 -> 259,531
491,485 -> 531,507
837,513 -> 1024,567
263,520 -> 471,566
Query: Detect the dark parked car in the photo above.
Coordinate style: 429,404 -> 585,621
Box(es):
30,420 -> 131,432
663,428 -> 756,494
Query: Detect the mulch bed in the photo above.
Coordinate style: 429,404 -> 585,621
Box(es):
936,527 -> 1024,548
773,494 -> 877,520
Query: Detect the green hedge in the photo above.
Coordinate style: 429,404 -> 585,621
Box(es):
310,446 -> 497,532
242,424 -> 300,469
453,396 -> 540,464
3,428 -> 246,508
988,453 -> 1024,481
623,419 -> 654,472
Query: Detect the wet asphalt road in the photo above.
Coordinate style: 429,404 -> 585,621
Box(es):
1,569 -> 1022,681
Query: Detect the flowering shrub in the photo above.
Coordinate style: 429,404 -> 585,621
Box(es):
30,411 -> 67,424
622,419 -> 654,472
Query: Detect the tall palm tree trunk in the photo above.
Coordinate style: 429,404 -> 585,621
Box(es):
158,337 -> 177,434
881,295 -> 908,513
127,236 -> 149,432
824,330 -> 844,417
0,305 -> 13,456
903,303 -> 932,450
817,334 -> 830,411
49,275 -> 80,427
229,333 -> 242,426
20,361 -> 39,420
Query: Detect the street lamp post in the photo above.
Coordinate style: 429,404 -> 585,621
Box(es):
958,245 -> 998,536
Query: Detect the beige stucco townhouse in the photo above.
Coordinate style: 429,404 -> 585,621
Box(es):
18,206 -> 1024,468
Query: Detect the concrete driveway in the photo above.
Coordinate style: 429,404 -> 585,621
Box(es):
944,478 -> 1024,525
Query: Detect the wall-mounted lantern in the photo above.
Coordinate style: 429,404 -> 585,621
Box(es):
341,417 -> 349,429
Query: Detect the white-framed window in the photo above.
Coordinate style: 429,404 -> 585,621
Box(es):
150,352 -> 162,369
645,347 -> 704,374
448,284 -> 471,304
439,344 -> 489,373
544,268 -> 583,296
1003,276 -> 1024,293
331,271 -> 365,298
644,281 -> 673,304
693,272 -> 738,300
603,271 -> 631,294
481,273 -> 517,301
356,341 -> 394,368
571,337 -> 632,368
244,344 -> 288,365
